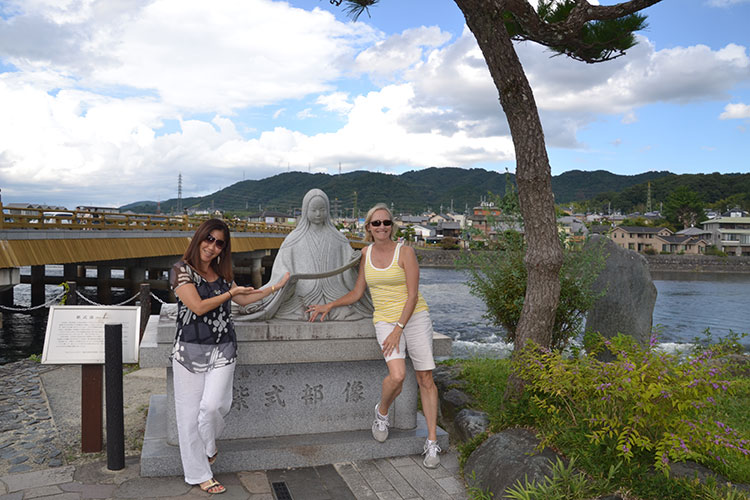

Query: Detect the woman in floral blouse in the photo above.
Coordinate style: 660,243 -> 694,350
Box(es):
169,218 -> 288,494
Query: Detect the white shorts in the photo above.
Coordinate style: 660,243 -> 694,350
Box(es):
375,310 -> 436,371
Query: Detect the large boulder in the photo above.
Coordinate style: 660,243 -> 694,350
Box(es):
584,234 -> 657,350
464,428 -> 565,496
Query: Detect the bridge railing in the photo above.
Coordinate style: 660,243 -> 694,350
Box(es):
0,205 -> 293,234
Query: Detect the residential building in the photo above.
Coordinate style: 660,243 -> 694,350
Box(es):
248,210 -> 296,225
411,224 -> 435,241
610,226 -> 672,252
428,213 -> 452,224
656,235 -> 710,254
610,225 -> 708,254
400,215 -> 429,225
436,221 -> 461,239
701,214 -> 750,256
3,203 -> 67,215
448,213 -> 467,228
676,227 -> 711,238
468,201 -> 502,237
589,224 -> 612,236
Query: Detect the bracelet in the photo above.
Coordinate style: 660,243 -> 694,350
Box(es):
396,321 -> 405,329
271,285 -> 276,293
228,289 -> 233,298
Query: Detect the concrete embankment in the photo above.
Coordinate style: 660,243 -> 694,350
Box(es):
644,254 -> 750,273
415,247 -> 750,273
414,248 -> 463,268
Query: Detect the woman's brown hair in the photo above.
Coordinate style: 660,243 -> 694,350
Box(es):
182,218 -> 233,282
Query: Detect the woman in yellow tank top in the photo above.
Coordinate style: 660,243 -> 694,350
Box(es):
307,203 -> 442,468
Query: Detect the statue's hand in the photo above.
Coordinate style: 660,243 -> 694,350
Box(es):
306,303 -> 332,322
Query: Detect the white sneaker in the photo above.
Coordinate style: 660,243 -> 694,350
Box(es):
422,439 -> 441,469
372,403 -> 389,442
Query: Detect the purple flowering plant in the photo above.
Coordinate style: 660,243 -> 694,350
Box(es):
515,332 -> 749,474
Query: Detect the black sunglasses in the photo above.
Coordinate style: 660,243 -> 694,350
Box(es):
205,234 -> 226,249
370,219 -> 392,227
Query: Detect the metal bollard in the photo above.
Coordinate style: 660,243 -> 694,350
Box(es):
105,323 -> 125,470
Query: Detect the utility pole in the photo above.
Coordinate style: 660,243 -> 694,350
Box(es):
647,182 -> 652,213
353,191 -> 358,221
177,173 -> 183,214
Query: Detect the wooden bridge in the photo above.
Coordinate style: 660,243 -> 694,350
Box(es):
0,205 -> 299,308
0,205 -> 366,309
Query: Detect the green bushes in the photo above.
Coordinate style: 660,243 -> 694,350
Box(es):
458,233 -> 606,350
514,333 -> 750,475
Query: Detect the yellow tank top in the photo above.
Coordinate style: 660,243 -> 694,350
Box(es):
364,243 -> 428,324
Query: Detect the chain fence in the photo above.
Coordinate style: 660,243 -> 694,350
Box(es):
0,283 -> 172,312
0,290 -> 67,312
74,290 -> 141,307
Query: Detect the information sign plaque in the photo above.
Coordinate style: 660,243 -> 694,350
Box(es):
42,306 -> 141,364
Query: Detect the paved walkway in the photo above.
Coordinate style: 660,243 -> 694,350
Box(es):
0,360 -> 469,499
0,452 -> 466,499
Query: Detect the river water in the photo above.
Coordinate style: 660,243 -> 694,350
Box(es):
1,267 -> 749,364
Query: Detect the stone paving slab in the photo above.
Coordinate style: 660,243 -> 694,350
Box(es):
335,451 -> 466,500
0,465 -> 75,493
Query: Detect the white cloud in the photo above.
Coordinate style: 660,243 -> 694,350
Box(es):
1,0 -> 749,207
354,26 -> 451,79
719,102 -> 750,119
317,92 -> 353,114
707,0 -> 750,6
0,0 -> 378,114
297,108 -> 316,119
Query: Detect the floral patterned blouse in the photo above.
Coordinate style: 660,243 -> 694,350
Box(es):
169,261 -> 237,373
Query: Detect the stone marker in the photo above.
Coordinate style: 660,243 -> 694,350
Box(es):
584,234 -> 657,351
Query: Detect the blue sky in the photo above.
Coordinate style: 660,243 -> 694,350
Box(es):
0,0 -> 748,208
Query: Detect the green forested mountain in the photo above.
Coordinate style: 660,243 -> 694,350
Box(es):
120,168 -> 748,216
550,170 -> 670,204
586,172 -> 750,213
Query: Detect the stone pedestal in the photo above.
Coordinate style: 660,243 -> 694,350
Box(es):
139,308 -> 451,476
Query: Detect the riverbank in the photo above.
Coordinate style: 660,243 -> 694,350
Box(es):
415,247 -> 750,272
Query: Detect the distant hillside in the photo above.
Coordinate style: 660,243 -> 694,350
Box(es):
120,167 -> 675,215
587,172 -> 750,213
551,170 -> 671,204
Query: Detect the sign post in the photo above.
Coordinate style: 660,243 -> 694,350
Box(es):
42,304 -> 140,453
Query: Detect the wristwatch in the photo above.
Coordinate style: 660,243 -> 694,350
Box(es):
396,322 -> 405,329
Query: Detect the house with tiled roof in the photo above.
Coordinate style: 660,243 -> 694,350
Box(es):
656,234 -> 710,254
610,225 -> 709,254
610,226 -> 672,253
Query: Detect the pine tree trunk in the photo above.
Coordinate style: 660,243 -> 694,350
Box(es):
454,0 -> 564,398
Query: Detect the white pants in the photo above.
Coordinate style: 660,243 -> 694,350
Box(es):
172,359 -> 235,485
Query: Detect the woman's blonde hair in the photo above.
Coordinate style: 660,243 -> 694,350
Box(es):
364,203 -> 397,242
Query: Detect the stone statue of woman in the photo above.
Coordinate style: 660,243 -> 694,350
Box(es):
236,188 -> 373,321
